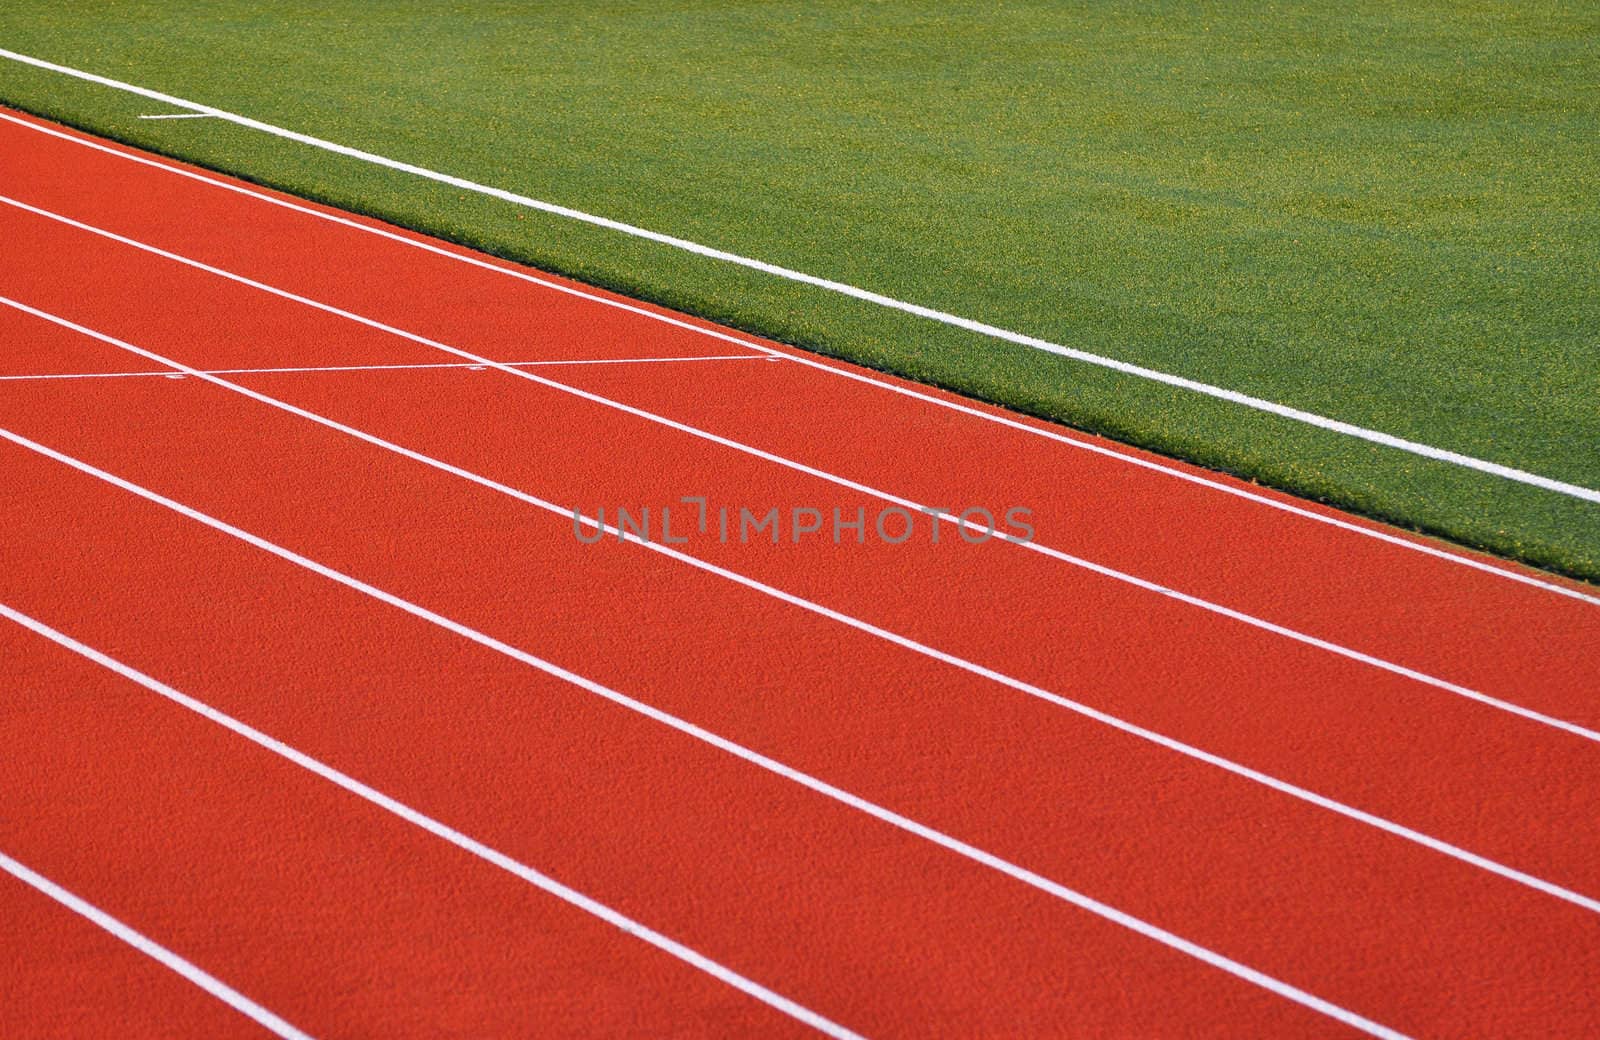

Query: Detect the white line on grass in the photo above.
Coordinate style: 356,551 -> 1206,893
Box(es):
136,112 -> 218,120
0,354 -> 776,381
0,109 -> 1592,607
5,295 -> 1598,926
2,199 -> 1589,735
0,46 -> 1593,505
0,847 -> 315,1040
0,457 -> 1404,1040
0,601 -> 862,1040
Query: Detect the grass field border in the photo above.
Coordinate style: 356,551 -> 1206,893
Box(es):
1,42 -> 1595,587
8,104 -> 1595,619
4,45 -> 1594,507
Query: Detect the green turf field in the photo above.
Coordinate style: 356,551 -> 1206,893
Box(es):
2,1 -> 1596,580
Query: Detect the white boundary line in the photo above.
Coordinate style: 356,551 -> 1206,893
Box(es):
0,845 -> 315,1040
136,111 -> 217,120
0,107 -> 1593,608
0,46 -> 1594,507
0,448 -> 1404,1040
4,296 -> 1597,924
4,199 -> 1593,742
0,601 -> 861,1040
0,354 -> 777,381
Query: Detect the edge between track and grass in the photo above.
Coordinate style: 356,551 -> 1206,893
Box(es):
7,192 -> 1600,719
0,46 -> 1596,586
0,106 -> 1595,612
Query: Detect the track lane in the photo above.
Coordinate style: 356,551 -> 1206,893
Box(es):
0,441 -> 1368,1038
3,212 -> 1598,912
0,112 -> 742,368
552,354 -> 1600,701
0,307 -> 168,379
1,859 -> 283,1040
2,323 -> 1597,1036
0,107 -> 1594,712
12,103 -> 1600,1030
0,618 -> 817,1038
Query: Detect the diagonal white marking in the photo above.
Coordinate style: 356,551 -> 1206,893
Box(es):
0,847 -> 315,1040
0,602 -> 863,1040
0,353 -> 777,381
4,298 -> 1599,926
0,462 -> 1404,1040
1,199 -> 1591,744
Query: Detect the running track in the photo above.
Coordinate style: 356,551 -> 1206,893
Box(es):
1,108 -> 1598,1038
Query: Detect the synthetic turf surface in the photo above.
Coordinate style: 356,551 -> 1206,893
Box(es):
0,1 -> 1595,581
3,111 -> 1600,1036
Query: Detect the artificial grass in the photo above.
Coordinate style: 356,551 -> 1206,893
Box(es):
1,0 -> 1596,580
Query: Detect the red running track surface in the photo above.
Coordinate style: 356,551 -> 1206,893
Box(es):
1,108 -> 1598,1038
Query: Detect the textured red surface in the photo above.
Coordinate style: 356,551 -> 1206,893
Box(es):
2,109 -> 1598,1036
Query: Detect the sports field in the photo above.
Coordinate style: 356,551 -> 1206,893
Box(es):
0,1 -> 1595,578
2,6 -> 1599,1039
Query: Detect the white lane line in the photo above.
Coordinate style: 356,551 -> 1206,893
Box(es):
1,109 -> 1591,609
136,112 -> 218,120
4,297 -> 1597,925
0,354 -> 778,382
0,602 -> 862,1040
760,349 -> 1600,608
0,454 -> 1404,1040
0,847 -> 315,1040
1,200 -> 1587,740
0,47 -> 1593,506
